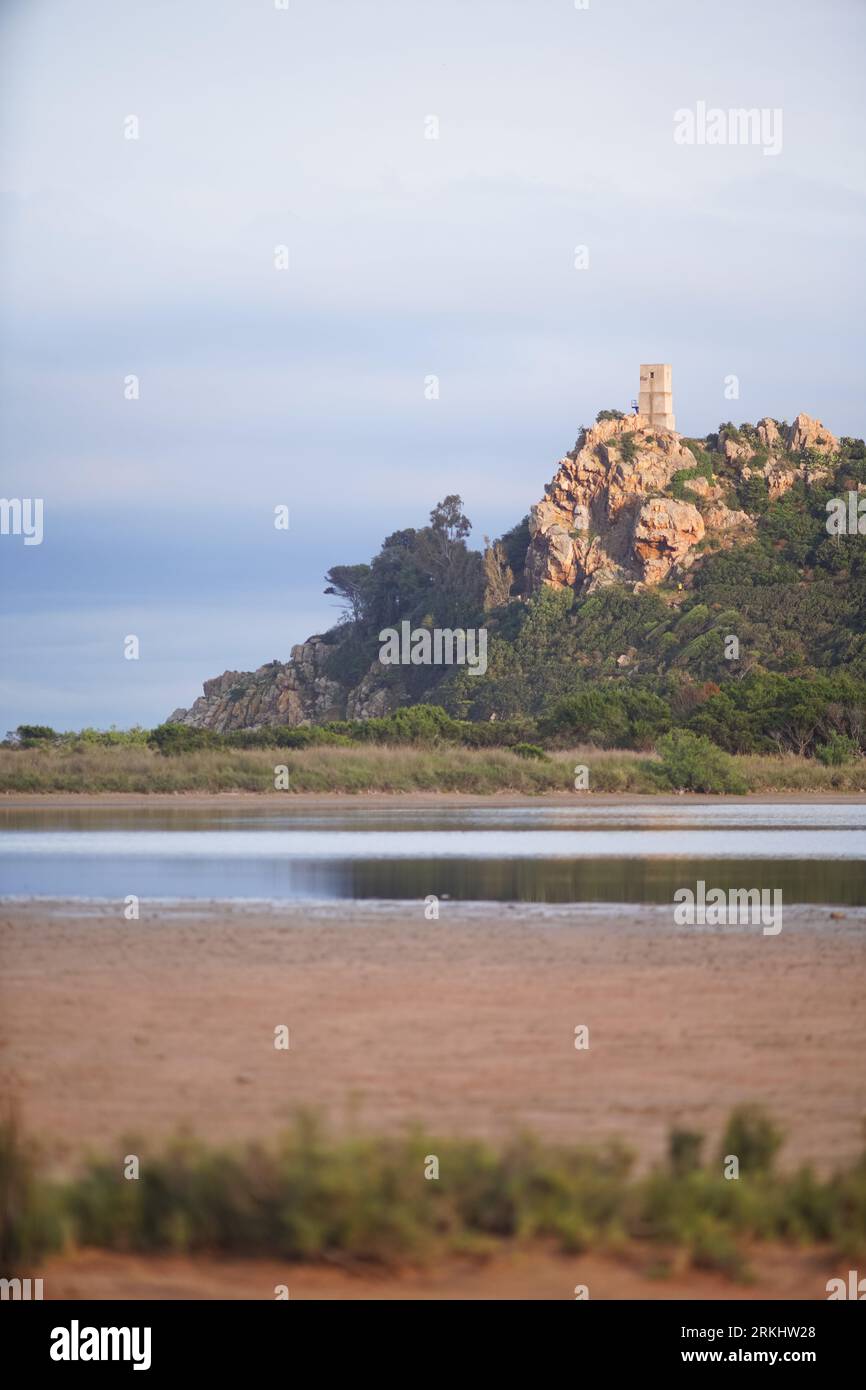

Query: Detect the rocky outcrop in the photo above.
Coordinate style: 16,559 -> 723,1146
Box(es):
756,417 -> 782,451
524,412 -> 839,598
345,668 -> 394,720
787,413 -> 838,456
170,634 -> 401,732
525,415 -> 702,593
632,498 -> 705,584
764,462 -> 797,501
169,638 -> 348,733
703,504 -> 754,533
719,432 -> 752,463
170,406 -> 842,732
682,475 -> 719,500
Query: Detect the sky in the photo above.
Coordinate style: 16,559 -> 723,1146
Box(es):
1,0 -> 864,730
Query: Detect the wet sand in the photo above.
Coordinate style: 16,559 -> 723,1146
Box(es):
2,899 -> 864,1172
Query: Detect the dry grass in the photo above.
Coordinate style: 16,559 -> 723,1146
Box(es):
0,742 -> 862,795
735,753 -> 866,792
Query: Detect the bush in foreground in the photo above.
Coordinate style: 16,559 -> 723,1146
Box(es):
3,1108 -> 865,1280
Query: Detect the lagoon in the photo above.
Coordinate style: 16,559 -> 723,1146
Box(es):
1,800 -> 864,905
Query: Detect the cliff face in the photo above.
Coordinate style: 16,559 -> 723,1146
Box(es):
523,412 -> 836,595
167,641 -> 340,732
167,638 -> 394,733
167,411 -> 839,732
525,416 -> 706,592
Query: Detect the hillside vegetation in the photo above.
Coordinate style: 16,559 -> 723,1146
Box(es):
6,419 -> 866,784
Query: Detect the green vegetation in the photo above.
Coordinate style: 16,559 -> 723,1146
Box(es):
3,719 -> 865,794
648,730 -> 748,795
0,1115 -> 62,1278
816,733 -> 861,766
3,1109 -> 864,1279
618,431 -> 638,463
7,725 -> 149,750
669,451 -> 714,500
310,434 -> 866,744
5,432 -> 866,788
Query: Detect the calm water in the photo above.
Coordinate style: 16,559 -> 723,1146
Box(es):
1,802 -> 864,905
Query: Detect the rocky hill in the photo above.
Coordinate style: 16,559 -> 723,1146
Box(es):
168,410 -> 855,733
525,412 -> 837,595
167,637 -> 389,734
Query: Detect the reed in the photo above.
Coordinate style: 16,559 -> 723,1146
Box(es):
0,742 -> 863,795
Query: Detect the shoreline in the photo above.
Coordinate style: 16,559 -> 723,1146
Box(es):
4,897 -> 865,923
4,789 -> 866,809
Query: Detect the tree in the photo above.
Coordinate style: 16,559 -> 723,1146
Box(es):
425,495 -> 472,570
414,498 -> 485,627
364,529 -> 431,631
482,538 -> 514,610
323,564 -> 371,625
497,515 -> 531,586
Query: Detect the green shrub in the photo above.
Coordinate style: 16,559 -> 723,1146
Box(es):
9,724 -> 58,748
669,1128 -> 705,1178
718,1106 -> 783,1176
0,1115 -> 63,1276
669,454 -> 714,500
736,474 -> 771,515
148,723 -> 217,756
3,1110 -> 866,1278
350,704 -> 463,745
512,742 -> 549,760
224,726 -> 351,750
815,733 -> 860,766
649,729 -> 749,793
689,1215 -> 751,1281
619,432 -> 637,463
540,687 -> 670,750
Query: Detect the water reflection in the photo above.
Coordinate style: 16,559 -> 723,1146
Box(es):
0,802 -> 863,904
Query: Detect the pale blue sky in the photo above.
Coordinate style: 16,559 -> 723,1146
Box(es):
1,0 -> 864,729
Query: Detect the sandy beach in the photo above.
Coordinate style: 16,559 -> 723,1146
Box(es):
4,790 -> 866,809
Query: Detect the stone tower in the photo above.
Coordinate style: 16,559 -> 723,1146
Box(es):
638,364 -> 675,432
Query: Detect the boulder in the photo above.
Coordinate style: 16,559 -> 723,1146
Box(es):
632,498 -> 705,584
787,413 -> 838,456
756,417 -> 782,451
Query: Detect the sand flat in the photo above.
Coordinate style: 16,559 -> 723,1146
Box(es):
3,791 -> 866,809
33,1243 -> 844,1301
2,900 -> 864,1171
